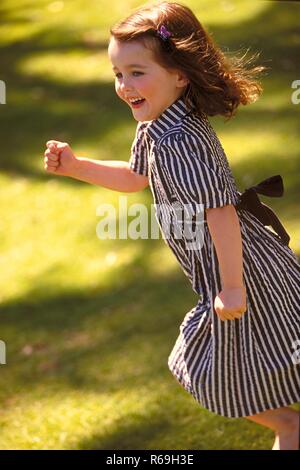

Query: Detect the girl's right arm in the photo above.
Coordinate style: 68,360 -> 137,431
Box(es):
44,140 -> 149,192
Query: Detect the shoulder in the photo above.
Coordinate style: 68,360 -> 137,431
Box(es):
158,116 -> 222,174
160,112 -> 210,147
156,129 -> 199,173
159,117 -> 206,156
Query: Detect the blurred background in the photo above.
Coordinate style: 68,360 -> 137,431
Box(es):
0,0 -> 299,450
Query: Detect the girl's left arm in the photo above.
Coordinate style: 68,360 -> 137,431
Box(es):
206,204 -> 247,321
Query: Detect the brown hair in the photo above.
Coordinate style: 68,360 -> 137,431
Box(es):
109,1 -> 267,120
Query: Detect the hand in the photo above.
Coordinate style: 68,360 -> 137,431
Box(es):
214,285 -> 247,321
44,140 -> 78,177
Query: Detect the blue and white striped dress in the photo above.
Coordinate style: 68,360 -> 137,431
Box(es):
128,96 -> 300,418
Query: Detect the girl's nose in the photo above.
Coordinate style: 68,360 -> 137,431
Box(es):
120,78 -> 133,93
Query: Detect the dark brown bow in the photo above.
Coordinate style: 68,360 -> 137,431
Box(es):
235,175 -> 290,246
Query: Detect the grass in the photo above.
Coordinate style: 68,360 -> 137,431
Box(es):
0,0 -> 299,450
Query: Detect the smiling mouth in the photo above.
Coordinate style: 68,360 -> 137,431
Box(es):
130,98 -> 146,108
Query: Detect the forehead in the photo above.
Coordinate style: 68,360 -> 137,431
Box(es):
108,37 -> 155,68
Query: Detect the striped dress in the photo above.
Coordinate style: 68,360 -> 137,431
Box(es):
128,96 -> 300,418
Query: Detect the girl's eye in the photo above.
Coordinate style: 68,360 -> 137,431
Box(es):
115,72 -> 143,78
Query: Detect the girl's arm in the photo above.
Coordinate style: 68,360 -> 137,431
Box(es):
71,157 -> 149,192
205,204 -> 247,320
206,204 -> 244,288
44,140 -> 149,192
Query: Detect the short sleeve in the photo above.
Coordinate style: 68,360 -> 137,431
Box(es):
158,132 -> 235,210
128,122 -> 149,176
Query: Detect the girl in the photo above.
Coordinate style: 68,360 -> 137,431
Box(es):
44,1 -> 300,450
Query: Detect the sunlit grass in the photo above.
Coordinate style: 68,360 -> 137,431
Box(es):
17,51 -> 111,84
0,389 -> 162,450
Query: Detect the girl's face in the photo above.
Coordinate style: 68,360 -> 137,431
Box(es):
108,37 -> 189,121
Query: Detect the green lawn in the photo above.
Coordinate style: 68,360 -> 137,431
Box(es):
0,0 -> 299,450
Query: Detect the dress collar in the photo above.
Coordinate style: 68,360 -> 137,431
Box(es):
144,96 -> 195,142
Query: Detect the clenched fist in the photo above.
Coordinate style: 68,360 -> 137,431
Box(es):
44,140 -> 78,177
214,286 -> 247,321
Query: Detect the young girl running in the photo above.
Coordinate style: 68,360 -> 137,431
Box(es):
43,1 -> 300,450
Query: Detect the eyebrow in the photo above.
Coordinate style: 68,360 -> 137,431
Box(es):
112,64 -> 148,70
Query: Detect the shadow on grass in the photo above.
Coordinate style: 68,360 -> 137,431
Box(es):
0,245 -> 197,394
76,413 -> 272,450
78,414 -> 172,450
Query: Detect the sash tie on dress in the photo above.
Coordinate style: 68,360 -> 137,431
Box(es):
235,174 -> 290,247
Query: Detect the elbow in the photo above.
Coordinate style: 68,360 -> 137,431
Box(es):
130,172 -> 149,192
136,176 -> 149,191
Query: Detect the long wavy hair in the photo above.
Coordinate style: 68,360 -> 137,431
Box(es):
109,1 -> 267,120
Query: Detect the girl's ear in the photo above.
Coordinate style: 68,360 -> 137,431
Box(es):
176,71 -> 190,88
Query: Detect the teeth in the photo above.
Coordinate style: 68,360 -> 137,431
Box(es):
130,98 -> 143,103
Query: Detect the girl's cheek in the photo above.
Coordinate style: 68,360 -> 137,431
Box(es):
137,76 -> 147,86
115,84 -> 123,99
137,77 -> 151,94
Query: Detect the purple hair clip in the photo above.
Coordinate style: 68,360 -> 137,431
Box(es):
157,24 -> 172,41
